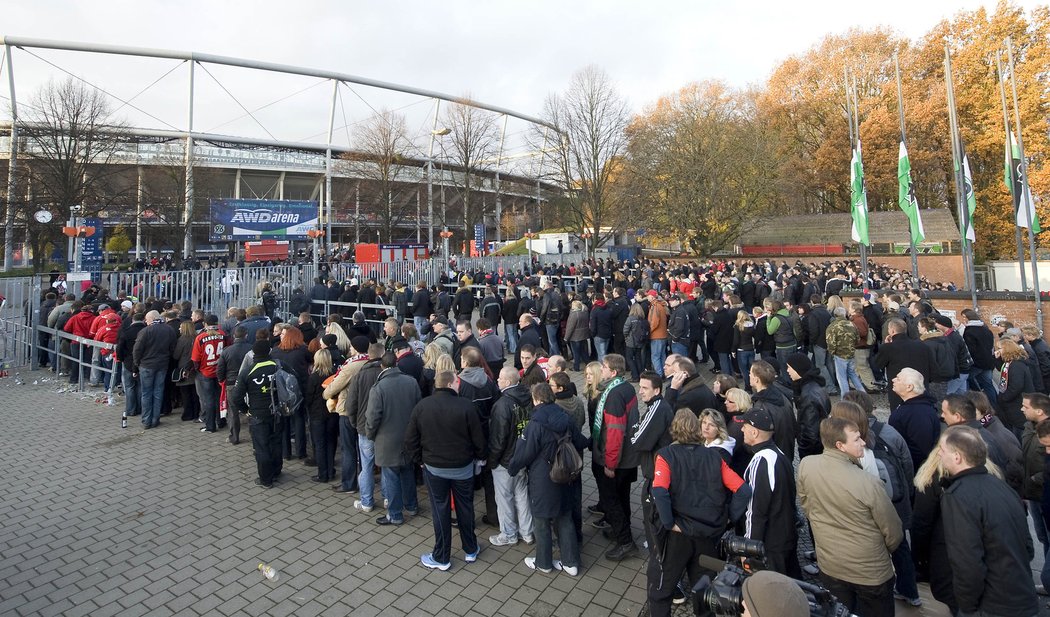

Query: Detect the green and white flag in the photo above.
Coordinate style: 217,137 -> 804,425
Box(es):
850,141 -> 869,245
1006,132 -> 1041,233
960,151 -> 977,242
897,141 -> 925,244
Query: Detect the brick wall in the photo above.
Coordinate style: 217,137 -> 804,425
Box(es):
846,291 -> 1050,334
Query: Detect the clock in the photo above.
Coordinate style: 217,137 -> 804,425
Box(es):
33,210 -> 53,224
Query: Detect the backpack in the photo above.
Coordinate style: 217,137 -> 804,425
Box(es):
268,362 -> 303,417
870,421 -> 909,504
261,290 -> 277,310
546,299 -> 563,325
548,430 -> 584,484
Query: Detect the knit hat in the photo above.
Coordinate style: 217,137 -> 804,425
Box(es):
205,314 -> 219,326
933,314 -> 953,329
320,334 -> 338,349
120,300 -> 133,310
647,290 -> 658,298
785,352 -> 812,376
351,335 -> 370,354
252,340 -> 271,358
741,571 -> 809,617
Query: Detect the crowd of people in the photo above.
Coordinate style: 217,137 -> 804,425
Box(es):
33,255 -> 1050,617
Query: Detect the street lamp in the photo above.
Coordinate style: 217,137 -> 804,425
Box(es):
581,231 -> 592,260
307,228 -> 325,272
427,126 -> 451,254
440,229 -> 454,262
62,224 -> 96,273
524,231 -> 539,264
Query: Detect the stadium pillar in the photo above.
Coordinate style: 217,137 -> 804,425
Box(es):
4,44 -> 18,273
325,79 -> 337,258
183,60 -> 196,260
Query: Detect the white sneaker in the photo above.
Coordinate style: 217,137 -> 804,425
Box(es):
384,498 -> 389,509
489,533 -> 519,547
523,557 -> 551,573
553,560 -> 578,577
520,534 -> 535,545
353,499 -> 374,513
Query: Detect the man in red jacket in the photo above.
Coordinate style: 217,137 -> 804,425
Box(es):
91,306 -> 122,391
64,302 -> 96,384
192,315 -> 226,434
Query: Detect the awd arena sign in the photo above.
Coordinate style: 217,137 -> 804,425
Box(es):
209,199 -> 319,241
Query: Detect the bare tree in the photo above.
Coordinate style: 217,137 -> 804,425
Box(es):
443,101 -> 498,249
342,110 -> 411,243
539,66 -> 632,253
14,77 -> 132,271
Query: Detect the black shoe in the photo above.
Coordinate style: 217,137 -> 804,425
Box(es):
332,486 -> 357,494
451,517 -> 458,528
589,518 -> 610,529
254,479 -> 273,489
586,504 -> 604,515
375,515 -> 402,526
604,543 -> 638,562
310,475 -> 329,483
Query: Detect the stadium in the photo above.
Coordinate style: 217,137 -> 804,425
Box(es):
0,36 -> 563,267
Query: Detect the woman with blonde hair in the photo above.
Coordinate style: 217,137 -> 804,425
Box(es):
419,344 -> 444,397
723,388 -> 751,474
997,337 -> 1033,434
325,322 -> 352,355
698,408 -> 735,465
305,349 -> 337,483
825,294 -> 845,314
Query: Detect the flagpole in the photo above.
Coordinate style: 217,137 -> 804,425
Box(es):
849,71 -> 869,291
1006,37 -> 1043,328
997,52 -> 1028,293
944,46 -> 977,307
894,53 -> 920,283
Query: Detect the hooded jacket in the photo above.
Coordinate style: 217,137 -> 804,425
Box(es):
508,402 -> 588,519
488,383 -> 533,468
793,370 -> 830,459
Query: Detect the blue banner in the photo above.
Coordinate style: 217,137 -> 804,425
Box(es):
209,199 -> 319,241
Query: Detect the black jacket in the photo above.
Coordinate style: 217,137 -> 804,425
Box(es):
1029,338 -> 1050,394
508,403 -> 588,519
741,441 -> 797,555
944,330 -> 973,377
589,302 -> 614,340
998,360 -> 1034,431
888,394 -> 942,473
488,384 -> 533,468
514,323 -> 543,369
216,338 -> 252,387
751,385 -> 796,462
116,320 -> 146,368
963,322 -> 996,370
941,466 -> 1039,616
304,371 -> 332,423
875,336 -> 933,410
793,371 -> 830,459
665,374 -> 719,414
452,288 -> 475,318
629,396 -> 674,480
404,389 -> 486,469
709,308 -> 737,354
347,358 -> 383,434
132,321 -> 177,371
410,288 -> 433,318
807,305 -> 832,349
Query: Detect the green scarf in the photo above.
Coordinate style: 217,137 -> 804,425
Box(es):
592,376 -> 626,443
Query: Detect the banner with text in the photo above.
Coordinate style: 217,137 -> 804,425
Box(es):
209,199 -> 318,241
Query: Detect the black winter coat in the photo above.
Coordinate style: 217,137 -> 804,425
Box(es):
963,323 -> 996,370
793,371 -> 830,459
665,375 -> 718,414
751,385 -> 795,462
589,303 -> 614,339
998,359 -> 1034,431
488,384 -> 533,468
508,403 -> 588,519
514,323 -> 543,369
941,466 -> 1039,616
1029,338 -> 1050,394
404,389 -> 486,468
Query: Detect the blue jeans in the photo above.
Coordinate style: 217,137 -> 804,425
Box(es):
969,369 -> 999,406
545,324 -> 561,356
357,435 -> 376,507
946,373 -> 968,396
650,339 -> 667,377
534,510 -> 578,571
139,366 -> 167,427
505,325 -> 519,355
413,316 -> 428,338
594,337 -> 610,362
424,469 -> 478,564
717,352 -> 734,376
1029,499 -> 1049,556
569,340 -> 588,371
812,346 -> 836,391
339,416 -> 359,492
195,374 -> 220,432
380,464 -> 418,523
123,366 -> 140,416
670,341 -> 689,358
833,355 -> 865,394
891,535 -> 918,600
626,346 -> 644,381
736,351 -> 755,386
775,348 -> 793,385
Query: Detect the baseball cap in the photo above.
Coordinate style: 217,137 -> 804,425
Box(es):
430,316 -> 448,328
740,407 -> 775,432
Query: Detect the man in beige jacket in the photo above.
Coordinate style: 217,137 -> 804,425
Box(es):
798,416 -> 903,617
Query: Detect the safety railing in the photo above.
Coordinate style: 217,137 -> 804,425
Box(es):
36,326 -> 121,394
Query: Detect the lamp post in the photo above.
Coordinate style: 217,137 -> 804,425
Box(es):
440,229 -> 453,262
524,231 -> 538,264
62,224 -> 96,273
581,231 -> 592,260
307,228 -> 325,274
427,126 -> 450,254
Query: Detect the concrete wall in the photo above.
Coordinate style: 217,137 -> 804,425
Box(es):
988,260 -> 1050,293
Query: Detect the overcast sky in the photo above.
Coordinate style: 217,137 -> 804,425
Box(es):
1,0 -> 1042,165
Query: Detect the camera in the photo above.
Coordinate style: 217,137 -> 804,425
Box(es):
692,533 -> 854,617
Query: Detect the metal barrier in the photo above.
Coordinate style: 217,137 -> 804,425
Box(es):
36,326 -> 120,393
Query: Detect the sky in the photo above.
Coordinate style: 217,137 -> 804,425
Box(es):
0,0 -> 1042,169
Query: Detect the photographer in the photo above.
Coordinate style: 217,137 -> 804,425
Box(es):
647,409 -> 750,617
